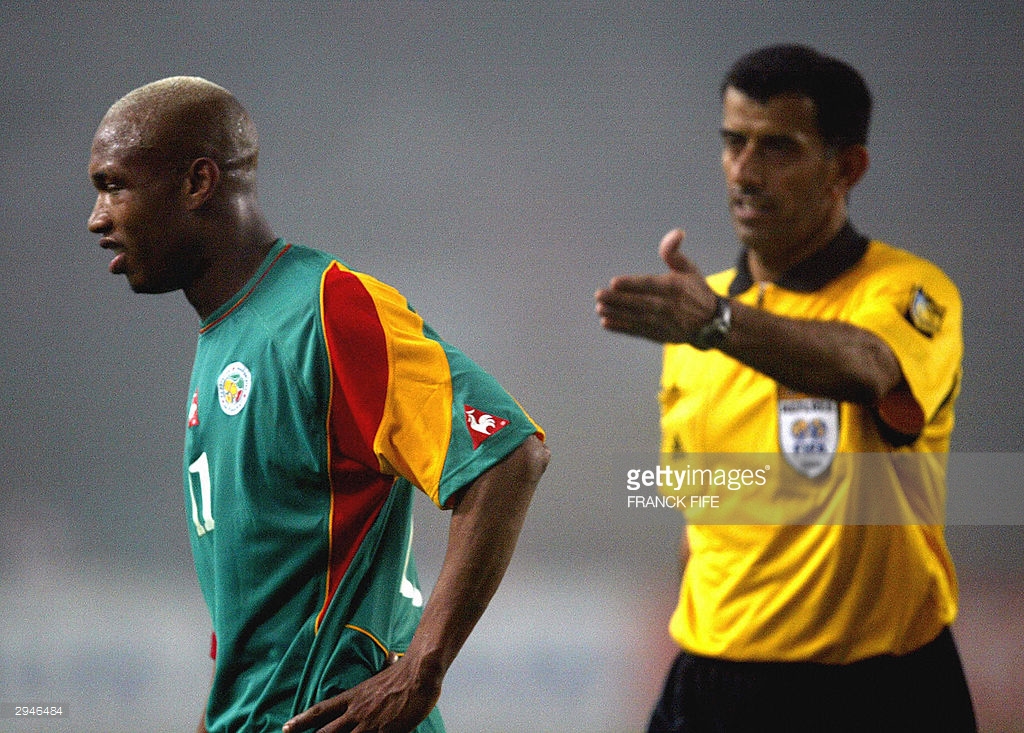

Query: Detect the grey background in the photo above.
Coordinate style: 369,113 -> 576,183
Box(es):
2,2 -> 1022,731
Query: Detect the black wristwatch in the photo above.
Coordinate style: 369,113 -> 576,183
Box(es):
692,296 -> 732,351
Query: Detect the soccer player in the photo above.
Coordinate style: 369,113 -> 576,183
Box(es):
88,76 -> 549,733
595,45 -> 976,731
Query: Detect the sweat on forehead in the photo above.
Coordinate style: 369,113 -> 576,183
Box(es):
97,76 -> 258,168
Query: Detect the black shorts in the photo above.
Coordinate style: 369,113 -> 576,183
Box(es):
648,627 -> 977,733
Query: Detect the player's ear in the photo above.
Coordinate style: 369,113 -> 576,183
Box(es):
182,157 -> 221,210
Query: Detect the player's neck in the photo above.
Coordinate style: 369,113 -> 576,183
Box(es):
185,212 -> 276,321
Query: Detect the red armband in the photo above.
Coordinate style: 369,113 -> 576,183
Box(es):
877,385 -> 924,441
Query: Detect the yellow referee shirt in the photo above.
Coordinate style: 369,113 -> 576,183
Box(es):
660,225 -> 963,664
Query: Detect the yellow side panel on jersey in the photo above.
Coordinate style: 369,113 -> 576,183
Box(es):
341,269 -> 454,507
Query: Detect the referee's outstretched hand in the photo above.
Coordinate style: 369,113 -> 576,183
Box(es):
595,229 -> 719,344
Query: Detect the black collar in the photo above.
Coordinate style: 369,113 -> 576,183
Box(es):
727,223 -> 870,296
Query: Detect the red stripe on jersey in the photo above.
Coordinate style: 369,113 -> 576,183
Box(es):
316,264 -> 394,630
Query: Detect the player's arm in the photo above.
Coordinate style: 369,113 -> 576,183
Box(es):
283,433 -> 549,733
597,229 -> 908,418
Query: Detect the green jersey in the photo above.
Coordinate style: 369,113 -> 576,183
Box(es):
183,240 -> 543,731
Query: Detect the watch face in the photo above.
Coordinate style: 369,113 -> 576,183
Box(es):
693,298 -> 731,350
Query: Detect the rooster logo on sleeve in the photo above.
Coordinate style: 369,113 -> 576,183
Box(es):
464,405 -> 510,449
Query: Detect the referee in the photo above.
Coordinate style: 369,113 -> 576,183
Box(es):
597,44 -> 976,732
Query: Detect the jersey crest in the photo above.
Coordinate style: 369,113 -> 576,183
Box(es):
217,361 -> 252,416
464,405 -> 509,449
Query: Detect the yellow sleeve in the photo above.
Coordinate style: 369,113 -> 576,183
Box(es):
847,246 -> 963,431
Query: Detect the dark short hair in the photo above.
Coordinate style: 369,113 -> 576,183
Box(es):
721,44 -> 872,148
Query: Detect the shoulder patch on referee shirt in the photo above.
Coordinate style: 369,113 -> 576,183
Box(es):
906,286 -> 945,337
464,405 -> 509,449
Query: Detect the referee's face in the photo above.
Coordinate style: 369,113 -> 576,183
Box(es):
720,86 -> 856,270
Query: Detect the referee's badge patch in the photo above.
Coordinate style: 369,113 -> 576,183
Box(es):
217,361 -> 252,416
778,387 -> 838,478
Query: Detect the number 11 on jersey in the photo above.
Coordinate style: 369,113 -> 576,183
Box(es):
189,452 -> 216,536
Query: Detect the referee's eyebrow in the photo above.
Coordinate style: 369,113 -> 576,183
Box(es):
720,128 -> 802,153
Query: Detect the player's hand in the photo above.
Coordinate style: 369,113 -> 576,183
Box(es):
282,656 -> 441,733
595,229 -> 719,344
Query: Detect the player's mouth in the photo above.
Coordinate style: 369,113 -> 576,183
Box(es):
100,238 -> 128,275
